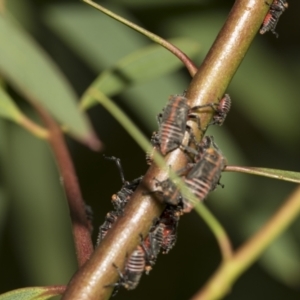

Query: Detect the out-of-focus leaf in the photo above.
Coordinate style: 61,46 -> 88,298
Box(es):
0,286 -> 65,300
0,14 -> 98,146
0,87 -> 48,138
225,166 -> 300,184
260,233 -> 300,288
44,2 -> 200,126
44,3 -> 149,71
6,0 -> 36,32
111,0 -> 210,6
0,85 -> 23,122
231,44 -> 300,145
243,211 -> 300,288
7,121 -> 77,285
80,38 -> 200,110
84,88 -> 151,152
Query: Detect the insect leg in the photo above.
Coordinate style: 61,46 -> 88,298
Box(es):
103,155 -> 126,185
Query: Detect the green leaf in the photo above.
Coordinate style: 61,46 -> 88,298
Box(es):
44,2 -> 149,71
242,211 -> 300,288
0,286 -> 65,300
5,123 -> 77,285
0,86 -> 49,138
0,14 -> 98,147
225,166 -> 300,184
80,37 -> 200,110
0,86 -> 23,122
231,43 -> 300,145
260,233 -> 300,288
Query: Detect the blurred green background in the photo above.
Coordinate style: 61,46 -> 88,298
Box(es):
1,0 -> 300,299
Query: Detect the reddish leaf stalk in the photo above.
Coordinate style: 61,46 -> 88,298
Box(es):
42,285 -> 66,297
82,0 -> 198,77
63,0 -> 269,299
35,103 -> 93,267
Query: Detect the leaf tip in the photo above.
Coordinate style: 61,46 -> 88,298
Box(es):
83,132 -> 103,151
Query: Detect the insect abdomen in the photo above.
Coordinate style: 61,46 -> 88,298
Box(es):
123,246 -> 146,290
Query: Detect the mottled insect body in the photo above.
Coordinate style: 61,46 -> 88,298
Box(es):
97,174 -> 142,245
193,135 -> 219,162
142,224 -> 164,274
154,94 -> 231,157
97,156 -> 143,246
140,205 -> 180,273
153,177 -> 182,207
102,155 -> 170,294
260,0 -> 288,37
190,94 -> 231,127
158,95 -> 191,156
104,155 -> 143,213
96,210 -> 119,245
159,206 -> 180,254
97,176 -> 142,244
111,176 -> 143,212
183,143 -> 226,213
122,245 -> 146,290
146,131 -> 160,165
110,245 -> 146,296
153,136 -> 226,213
211,94 -> 231,126
149,224 -> 164,257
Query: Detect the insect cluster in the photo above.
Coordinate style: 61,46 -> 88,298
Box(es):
149,94 -> 229,214
93,1 -> 289,296
260,0 -> 288,37
96,93 -> 231,296
96,156 -> 180,296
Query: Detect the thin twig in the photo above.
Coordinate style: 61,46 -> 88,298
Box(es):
82,0 -> 198,77
19,115 -> 49,139
34,103 -> 93,267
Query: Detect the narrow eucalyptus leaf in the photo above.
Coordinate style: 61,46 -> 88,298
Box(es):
225,166 -> 300,184
0,286 -> 65,300
80,38 -> 200,109
0,14 -> 96,144
0,86 -> 22,122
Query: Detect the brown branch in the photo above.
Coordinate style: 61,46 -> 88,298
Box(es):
62,172 -> 165,300
187,0 -> 269,120
62,0 -> 269,299
35,103 -> 93,267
